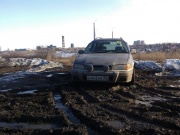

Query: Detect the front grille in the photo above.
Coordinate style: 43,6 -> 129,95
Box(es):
93,65 -> 112,71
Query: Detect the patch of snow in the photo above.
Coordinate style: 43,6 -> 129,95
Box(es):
0,57 -> 180,87
162,59 -> 180,77
0,56 -> 6,62
134,60 -> 162,72
0,71 -> 37,82
27,61 -> 63,72
7,58 -> 64,72
46,74 -> 53,77
54,51 -> 77,58
30,58 -> 49,66
9,58 -> 49,67
0,57 -> 64,87
17,90 -> 37,94
0,56 -> 6,67
0,89 -> 12,92
134,59 -> 180,76
163,59 -> 180,71
9,58 -> 31,66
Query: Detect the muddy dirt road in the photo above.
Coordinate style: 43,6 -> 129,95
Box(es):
0,66 -> 180,135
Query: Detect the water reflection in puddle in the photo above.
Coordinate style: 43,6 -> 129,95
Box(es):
0,89 -> 12,92
46,73 -> 66,78
131,95 -> 167,107
46,74 -> 52,77
17,90 -> 37,94
53,94 -> 99,135
169,85 -> 180,88
134,100 -> 152,107
58,73 -> 66,75
106,120 -> 124,128
140,95 -> 166,101
0,122 -> 58,129
53,94 -> 80,125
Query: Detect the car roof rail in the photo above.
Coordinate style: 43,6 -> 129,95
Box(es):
95,37 -> 102,39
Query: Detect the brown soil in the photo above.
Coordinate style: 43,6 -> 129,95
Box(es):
0,66 -> 179,135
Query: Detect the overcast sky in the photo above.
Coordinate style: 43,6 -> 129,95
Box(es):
0,0 -> 180,51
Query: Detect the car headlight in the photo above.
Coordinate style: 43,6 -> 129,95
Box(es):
73,64 -> 84,70
126,64 -> 132,70
113,65 -> 126,70
113,64 -> 133,70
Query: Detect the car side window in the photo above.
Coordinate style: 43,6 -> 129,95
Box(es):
121,43 -> 129,53
84,43 -> 94,53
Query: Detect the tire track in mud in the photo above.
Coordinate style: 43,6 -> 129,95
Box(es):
0,69 -> 180,134
59,81 -> 180,135
0,91 -> 88,135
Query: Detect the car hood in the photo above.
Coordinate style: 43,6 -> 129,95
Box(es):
74,53 -> 131,65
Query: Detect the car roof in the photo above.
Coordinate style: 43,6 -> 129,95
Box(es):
93,38 -> 126,42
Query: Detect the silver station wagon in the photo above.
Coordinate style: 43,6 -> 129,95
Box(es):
71,38 -> 135,85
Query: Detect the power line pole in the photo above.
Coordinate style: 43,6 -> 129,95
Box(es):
62,35 -> 65,48
93,23 -> 96,40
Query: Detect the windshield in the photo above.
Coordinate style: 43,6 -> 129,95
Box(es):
84,40 -> 130,53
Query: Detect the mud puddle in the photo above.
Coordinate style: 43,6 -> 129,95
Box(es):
17,89 -> 37,94
0,67 -> 180,134
53,94 -> 99,135
53,94 -> 80,125
133,95 -> 167,107
0,89 -> 12,93
106,120 -> 125,128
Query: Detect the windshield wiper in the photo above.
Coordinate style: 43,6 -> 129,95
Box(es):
115,51 -> 127,53
93,51 -> 107,53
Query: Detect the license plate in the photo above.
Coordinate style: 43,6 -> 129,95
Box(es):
86,76 -> 109,81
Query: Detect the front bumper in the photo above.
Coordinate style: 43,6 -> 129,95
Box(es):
71,69 -> 133,83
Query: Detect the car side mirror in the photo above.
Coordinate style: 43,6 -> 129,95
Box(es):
78,50 -> 84,54
131,49 -> 136,54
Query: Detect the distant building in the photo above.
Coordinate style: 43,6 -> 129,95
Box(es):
141,40 -> 145,45
36,46 -> 41,50
15,49 -> 27,51
71,43 -> 74,48
36,45 -> 56,50
47,44 -> 56,49
62,36 -> 65,48
133,40 -> 145,45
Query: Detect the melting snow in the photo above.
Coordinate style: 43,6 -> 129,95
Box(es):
8,58 -> 63,72
0,71 -> 37,82
163,59 -> 180,71
0,56 -> 180,89
134,60 -> 162,72
54,51 -> 77,58
134,59 -> 180,76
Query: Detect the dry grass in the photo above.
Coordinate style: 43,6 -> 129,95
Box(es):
132,50 -> 180,62
1,50 -> 49,59
0,50 -> 75,66
45,51 -> 75,66
1,50 -> 179,66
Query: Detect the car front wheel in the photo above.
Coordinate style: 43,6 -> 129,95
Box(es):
129,69 -> 135,85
